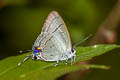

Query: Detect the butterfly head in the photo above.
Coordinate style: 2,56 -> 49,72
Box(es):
32,46 -> 42,60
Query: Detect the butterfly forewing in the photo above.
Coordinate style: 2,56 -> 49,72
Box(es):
33,11 -> 72,61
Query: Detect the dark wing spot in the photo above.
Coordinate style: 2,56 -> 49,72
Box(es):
71,48 -> 75,53
50,55 -> 54,56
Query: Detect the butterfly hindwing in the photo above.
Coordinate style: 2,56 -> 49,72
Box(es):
33,11 -> 72,61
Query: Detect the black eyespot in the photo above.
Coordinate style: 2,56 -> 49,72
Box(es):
34,56 -> 37,60
50,55 -> 54,56
71,48 -> 75,53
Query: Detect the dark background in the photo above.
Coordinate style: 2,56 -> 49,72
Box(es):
0,0 -> 120,80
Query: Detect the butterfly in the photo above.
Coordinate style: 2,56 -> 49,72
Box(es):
18,11 -> 91,66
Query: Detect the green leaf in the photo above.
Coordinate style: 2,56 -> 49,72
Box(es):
75,44 -> 120,62
0,44 -> 119,80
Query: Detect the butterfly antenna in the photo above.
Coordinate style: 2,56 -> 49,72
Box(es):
18,50 -> 33,66
18,55 -> 32,66
19,50 -> 32,53
19,50 -> 23,53
27,50 -> 33,52
73,34 -> 92,48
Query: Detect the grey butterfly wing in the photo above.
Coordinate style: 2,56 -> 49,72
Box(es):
33,11 -> 72,61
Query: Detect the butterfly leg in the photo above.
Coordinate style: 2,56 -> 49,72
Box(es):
70,57 -> 74,65
73,55 -> 76,62
54,60 -> 59,67
64,54 -> 68,65
18,55 -> 32,66
65,59 -> 68,65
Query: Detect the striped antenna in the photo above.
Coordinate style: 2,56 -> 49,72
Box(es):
19,50 -> 32,53
73,34 -> 92,48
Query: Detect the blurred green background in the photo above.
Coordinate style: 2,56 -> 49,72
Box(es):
0,0 -> 120,80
